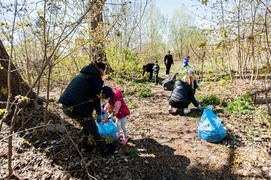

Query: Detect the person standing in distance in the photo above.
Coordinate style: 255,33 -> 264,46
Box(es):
164,50 -> 174,76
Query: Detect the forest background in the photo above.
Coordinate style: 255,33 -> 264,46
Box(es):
0,0 -> 271,179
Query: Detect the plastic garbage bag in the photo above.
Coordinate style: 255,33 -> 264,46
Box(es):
198,105 -> 227,143
162,73 -> 178,90
97,110 -> 118,144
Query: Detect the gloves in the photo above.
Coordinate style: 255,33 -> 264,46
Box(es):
197,87 -> 201,91
197,106 -> 202,112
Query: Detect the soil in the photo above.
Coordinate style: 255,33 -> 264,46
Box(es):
0,71 -> 271,180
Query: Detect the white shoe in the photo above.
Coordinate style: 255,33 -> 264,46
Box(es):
168,105 -> 173,113
184,108 -> 191,114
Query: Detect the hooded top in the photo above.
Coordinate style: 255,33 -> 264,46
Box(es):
106,88 -> 130,119
58,65 -> 103,117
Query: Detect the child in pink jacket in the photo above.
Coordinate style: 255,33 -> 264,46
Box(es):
102,86 -> 130,144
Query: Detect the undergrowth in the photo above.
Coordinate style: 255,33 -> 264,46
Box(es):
225,92 -> 254,114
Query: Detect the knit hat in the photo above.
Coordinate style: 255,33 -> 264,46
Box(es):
102,86 -> 114,99
189,68 -> 195,74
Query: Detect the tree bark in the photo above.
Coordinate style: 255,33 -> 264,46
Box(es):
89,0 -> 107,62
0,40 -> 38,108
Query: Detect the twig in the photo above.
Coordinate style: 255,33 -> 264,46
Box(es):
59,117 -> 97,180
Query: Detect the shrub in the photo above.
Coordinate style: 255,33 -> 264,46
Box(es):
137,88 -> 152,98
124,89 -> 135,95
225,92 -> 254,114
127,103 -> 137,109
200,94 -> 222,106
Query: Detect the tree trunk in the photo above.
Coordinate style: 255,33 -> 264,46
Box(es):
0,40 -> 38,109
89,0 -> 107,62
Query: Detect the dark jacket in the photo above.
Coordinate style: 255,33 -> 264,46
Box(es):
58,65 -> 103,117
170,80 -> 199,107
143,63 -> 154,72
142,63 -> 154,76
164,54 -> 173,66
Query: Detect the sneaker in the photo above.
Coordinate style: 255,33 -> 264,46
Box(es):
121,137 -> 129,144
100,144 -> 116,156
183,108 -> 191,115
168,105 -> 173,113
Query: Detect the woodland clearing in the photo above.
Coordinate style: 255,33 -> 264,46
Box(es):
0,68 -> 271,180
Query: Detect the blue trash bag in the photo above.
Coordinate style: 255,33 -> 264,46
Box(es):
97,111 -> 118,144
198,105 -> 227,143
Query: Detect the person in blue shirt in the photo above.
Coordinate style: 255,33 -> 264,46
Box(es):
183,55 -> 190,73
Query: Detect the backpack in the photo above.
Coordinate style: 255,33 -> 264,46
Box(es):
162,73 -> 178,90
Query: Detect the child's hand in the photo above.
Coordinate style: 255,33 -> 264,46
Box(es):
103,117 -> 109,124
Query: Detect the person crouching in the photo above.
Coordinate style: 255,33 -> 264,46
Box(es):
168,74 -> 202,114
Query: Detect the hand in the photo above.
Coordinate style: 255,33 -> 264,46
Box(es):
197,106 -> 202,112
197,87 -> 201,91
103,117 -> 109,124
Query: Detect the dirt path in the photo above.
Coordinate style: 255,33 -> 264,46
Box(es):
121,74 -> 271,179
1,72 -> 270,179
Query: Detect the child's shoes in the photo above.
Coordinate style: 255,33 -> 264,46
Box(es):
117,133 -> 121,139
121,137 -> 129,144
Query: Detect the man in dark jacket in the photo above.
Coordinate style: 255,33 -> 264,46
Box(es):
142,63 -> 154,80
164,50 -> 174,76
58,61 -> 115,155
168,79 -> 202,114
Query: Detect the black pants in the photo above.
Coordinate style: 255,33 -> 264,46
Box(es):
166,64 -> 172,75
62,105 -> 107,152
154,72 -> 159,84
168,98 -> 188,109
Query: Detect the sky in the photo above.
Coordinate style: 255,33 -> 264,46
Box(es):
156,0 -> 212,27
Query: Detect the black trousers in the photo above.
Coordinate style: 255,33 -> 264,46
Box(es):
62,105 -> 107,152
166,64 -> 172,75
154,72 -> 159,84
168,98 -> 188,109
